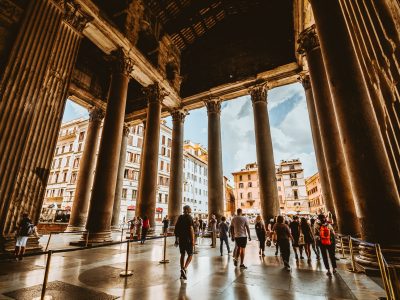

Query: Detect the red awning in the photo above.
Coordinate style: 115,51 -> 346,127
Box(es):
156,207 -> 163,213
127,205 -> 136,210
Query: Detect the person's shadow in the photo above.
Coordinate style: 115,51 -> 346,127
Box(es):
178,281 -> 189,300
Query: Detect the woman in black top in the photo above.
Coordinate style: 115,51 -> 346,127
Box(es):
300,217 -> 314,261
255,215 -> 267,256
273,216 -> 293,271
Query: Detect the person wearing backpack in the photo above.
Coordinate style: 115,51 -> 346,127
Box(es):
314,214 -> 337,276
218,216 -> 231,256
14,213 -> 34,261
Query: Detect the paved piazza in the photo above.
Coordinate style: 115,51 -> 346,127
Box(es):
0,234 -> 385,300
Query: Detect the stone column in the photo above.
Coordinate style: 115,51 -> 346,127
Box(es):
136,84 -> 165,229
0,0 -> 91,250
310,0 -> 400,244
298,27 -> 361,236
67,108 -> 104,231
249,85 -> 279,222
167,109 -> 187,227
85,49 -> 133,242
111,124 -> 130,229
205,98 -> 224,221
299,75 -> 336,219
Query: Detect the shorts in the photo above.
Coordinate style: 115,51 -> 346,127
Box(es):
16,236 -> 28,247
235,237 -> 247,248
179,240 -> 193,256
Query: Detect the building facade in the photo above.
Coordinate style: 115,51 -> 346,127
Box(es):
305,172 -> 325,215
42,118 -> 209,223
232,160 -> 310,217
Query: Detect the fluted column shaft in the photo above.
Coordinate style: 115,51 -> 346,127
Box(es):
111,125 -> 130,228
136,84 -> 164,228
205,99 -> 224,221
310,0 -> 400,244
250,86 -> 279,222
68,108 -> 104,231
0,0 -> 91,240
85,49 -> 133,242
167,110 -> 187,226
298,28 -> 361,236
300,76 -> 336,219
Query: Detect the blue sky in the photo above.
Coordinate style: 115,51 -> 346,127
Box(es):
63,82 -> 317,180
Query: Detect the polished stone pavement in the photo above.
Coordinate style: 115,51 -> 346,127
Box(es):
0,234 -> 385,300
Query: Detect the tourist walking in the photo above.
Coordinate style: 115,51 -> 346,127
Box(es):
193,217 -> 200,244
230,209 -> 251,269
218,216 -> 231,256
14,213 -> 34,261
162,215 -> 169,235
300,217 -> 314,261
135,216 -> 142,241
129,217 -> 136,240
174,205 -> 195,280
310,217 -> 321,260
272,215 -> 293,271
209,214 -> 217,248
289,216 -> 304,260
255,215 -> 267,256
314,214 -> 337,276
199,219 -> 204,237
141,216 -> 150,244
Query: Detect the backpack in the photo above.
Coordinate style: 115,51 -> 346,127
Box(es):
20,219 -> 34,236
320,225 -> 331,246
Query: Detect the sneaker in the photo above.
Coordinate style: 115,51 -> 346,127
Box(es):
239,264 -> 247,269
181,269 -> 187,280
333,269 -> 337,274
180,269 -> 184,279
233,259 -> 238,267
220,253 -> 223,256
262,252 -> 265,257
326,270 -> 332,276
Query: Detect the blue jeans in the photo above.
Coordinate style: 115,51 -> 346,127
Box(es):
220,236 -> 230,254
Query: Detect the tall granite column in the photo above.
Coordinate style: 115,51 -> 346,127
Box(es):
0,0 -> 91,250
249,85 -> 279,222
205,98 -> 224,221
310,0 -> 400,244
136,84 -> 165,229
167,109 -> 187,227
111,124 -> 130,229
85,49 -> 133,242
299,75 -> 336,219
68,108 -> 104,231
298,26 -> 360,236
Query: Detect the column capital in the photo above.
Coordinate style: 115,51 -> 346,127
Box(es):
298,73 -> 312,90
110,48 -> 135,77
122,124 -> 130,137
55,0 -> 93,33
143,83 -> 168,104
204,97 -> 221,115
297,25 -> 319,55
170,109 -> 188,123
89,107 -> 105,122
249,83 -> 268,104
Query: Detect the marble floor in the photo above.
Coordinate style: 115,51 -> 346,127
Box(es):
0,234 -> 385,300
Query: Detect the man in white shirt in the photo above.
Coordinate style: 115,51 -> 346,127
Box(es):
230,208 -> 251,269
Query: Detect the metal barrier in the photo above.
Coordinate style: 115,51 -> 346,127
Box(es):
336,234 -> 399,300
159,234 -> 170,264
44,230 -> 88,251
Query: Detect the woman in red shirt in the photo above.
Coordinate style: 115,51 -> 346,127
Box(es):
141,216 -> 150,244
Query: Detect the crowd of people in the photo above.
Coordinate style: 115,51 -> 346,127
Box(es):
174,207 -> 338,279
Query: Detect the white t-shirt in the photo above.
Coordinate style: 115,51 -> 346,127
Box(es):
231,216 -> 249,238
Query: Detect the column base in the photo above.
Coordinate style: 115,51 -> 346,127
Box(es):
65,225 -> 86,232
69,231 -> 113,246
355,244 -> 400,273
0,235 -> 42,258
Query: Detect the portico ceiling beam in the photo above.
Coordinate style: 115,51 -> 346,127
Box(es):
76,0 -> 181,109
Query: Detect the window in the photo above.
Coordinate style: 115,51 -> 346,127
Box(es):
239,175 -> 243,181
62,145 -> 65,153
162,135 -> 166,145
159,193 -> 162,203
278,186 -> 281,191
167,149 -> 171,158
167,138 -> 172,147
248,174 -> 251,180
132,190 -> 137,199
78,131 -> 85,142
55,172 -> 59,183
161,147 -> 166,155
290,165 -> 295,170
70,172 -> 77,184
165,194 -> 168,203
160,160 -> 164,171
122,188 -> 127,199
65,156 -> 70,167
62,172 -> 67,182
73,158 -> 80,168
291,180 -> 298,186
124,169 -> 129,179
247,192 -> 252,199
133,171 -> 138,181
78,143 -> 82,152
293,190 -> 298,199
248,182 -> 252,187
239,183 -> 244,188
290,173 -> 297,179
240,193 -> 243,199
69,143 -> 73,152
128,135 -> 133,146
57,158 -> 62,168
137,138 -> 143,148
